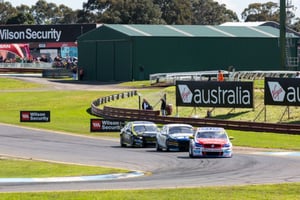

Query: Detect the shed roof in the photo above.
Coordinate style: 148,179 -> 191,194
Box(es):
102,24 -> 299,38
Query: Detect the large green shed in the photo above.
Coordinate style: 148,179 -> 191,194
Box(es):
77,24 -> 299,81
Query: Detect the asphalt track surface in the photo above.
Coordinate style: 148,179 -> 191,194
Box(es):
0,77 -> 300,192
0,123 -> 300,192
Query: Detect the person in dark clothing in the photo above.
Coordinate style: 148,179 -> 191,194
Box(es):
79,68 -> 84,80
142,99 -> 152,110
160,98 -> 166,116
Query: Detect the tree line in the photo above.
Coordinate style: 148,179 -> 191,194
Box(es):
0,0 -> 299,32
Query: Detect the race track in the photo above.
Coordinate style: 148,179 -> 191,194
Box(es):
0,123 -> 300,192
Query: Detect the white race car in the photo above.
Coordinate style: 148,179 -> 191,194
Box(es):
189,127 -> 233,158
156,123 -> 194,151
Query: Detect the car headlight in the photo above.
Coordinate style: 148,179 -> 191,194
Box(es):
167,137 -> 175,142
195,143 -> 203,147
223,143 -> 231,148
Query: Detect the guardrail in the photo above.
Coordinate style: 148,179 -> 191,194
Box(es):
150,70 -> 299,86
0,62 -> 52,68
0,67 -> 73,78
0,67 -> 44,73
91,91 -> 300,135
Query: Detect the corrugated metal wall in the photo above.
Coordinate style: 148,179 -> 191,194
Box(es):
78,26 -> 133,81
78,41 -> 97,80
78,25 -> 297,82
131,37 -> 281,80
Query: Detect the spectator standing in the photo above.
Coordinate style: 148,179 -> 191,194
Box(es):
79,68 -> 84,80
296,72 -> 300,78
142,99 -> 152,110
160,98 -> 166,116
72,66 -> 78,80
217,70 -> 224,81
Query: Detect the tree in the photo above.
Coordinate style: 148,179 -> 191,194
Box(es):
31,0 -> 52,24
76,9 -> 97,23
6,4 -> 35,25
291,18 -> 300,32
6,13 -> 35,25
241,2 -> 280,22
154,0 -> 193,24
191,0 -> 238,25
56,5 -> 78,24
83,0 -> 164,24
0,2 -> 18,24
31,0 -> 65,24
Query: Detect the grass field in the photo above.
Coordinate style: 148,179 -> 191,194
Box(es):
0,157 -> 128,178
0,77 -> 299,199
0,183 -> 299,200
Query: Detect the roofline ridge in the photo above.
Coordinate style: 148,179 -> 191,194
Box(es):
246,26 -> 277,38
164,25 -> 194,37
122,25 -> 151,36
205,25 -> 235,37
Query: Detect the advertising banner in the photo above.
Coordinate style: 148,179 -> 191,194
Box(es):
176,81 -> 254,108
90,119 -> 125,132
265,77 -> 300,106
0,24 -> 96,43
20,111 -> 50,122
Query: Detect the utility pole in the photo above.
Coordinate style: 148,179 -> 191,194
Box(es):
280,0 -> 286,69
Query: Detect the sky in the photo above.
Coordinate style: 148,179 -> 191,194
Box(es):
7,0 -> 300,21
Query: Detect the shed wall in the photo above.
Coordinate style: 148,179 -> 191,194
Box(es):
78,41 -> 97,80
131,37 -> 281,80
78,40 -> 132,81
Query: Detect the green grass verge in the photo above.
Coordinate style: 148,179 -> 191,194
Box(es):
0,77 -> 300,199
1,77 -> 300,149
0,77 -> 44,90
1,183 -> 299,199
0,157 -> 128,178
227,130 -> 300,150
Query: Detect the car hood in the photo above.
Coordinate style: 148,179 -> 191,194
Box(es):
196,138 -> 228,145
170,133 -> 192,139
136,131 -> 157,136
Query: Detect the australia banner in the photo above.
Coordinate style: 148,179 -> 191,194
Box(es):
176,80 -> 254,108
265,77 -> 300,106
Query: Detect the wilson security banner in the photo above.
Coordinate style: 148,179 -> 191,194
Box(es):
265,77 -> 300,106
20,111 -> 50,122
90,119 -> 125,132
176,81 -> 254,108
0,24 -> 96,43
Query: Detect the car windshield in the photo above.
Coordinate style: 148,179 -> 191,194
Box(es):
196,131 -> 227,139
169,126 -> 193,134
134,125 -> 157,132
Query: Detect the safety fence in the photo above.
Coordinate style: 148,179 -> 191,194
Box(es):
91,91 -> 300,135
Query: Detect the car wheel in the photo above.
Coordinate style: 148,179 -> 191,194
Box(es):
130,137 -> 134,147
120,136 -> 126,147
156,141 -> 162,151
189,145 -> 194,158
166,145 -> 170,152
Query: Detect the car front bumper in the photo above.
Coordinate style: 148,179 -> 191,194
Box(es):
192,147 -> 233,157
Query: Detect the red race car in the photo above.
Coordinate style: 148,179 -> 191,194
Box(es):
189,127 -> 233,158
